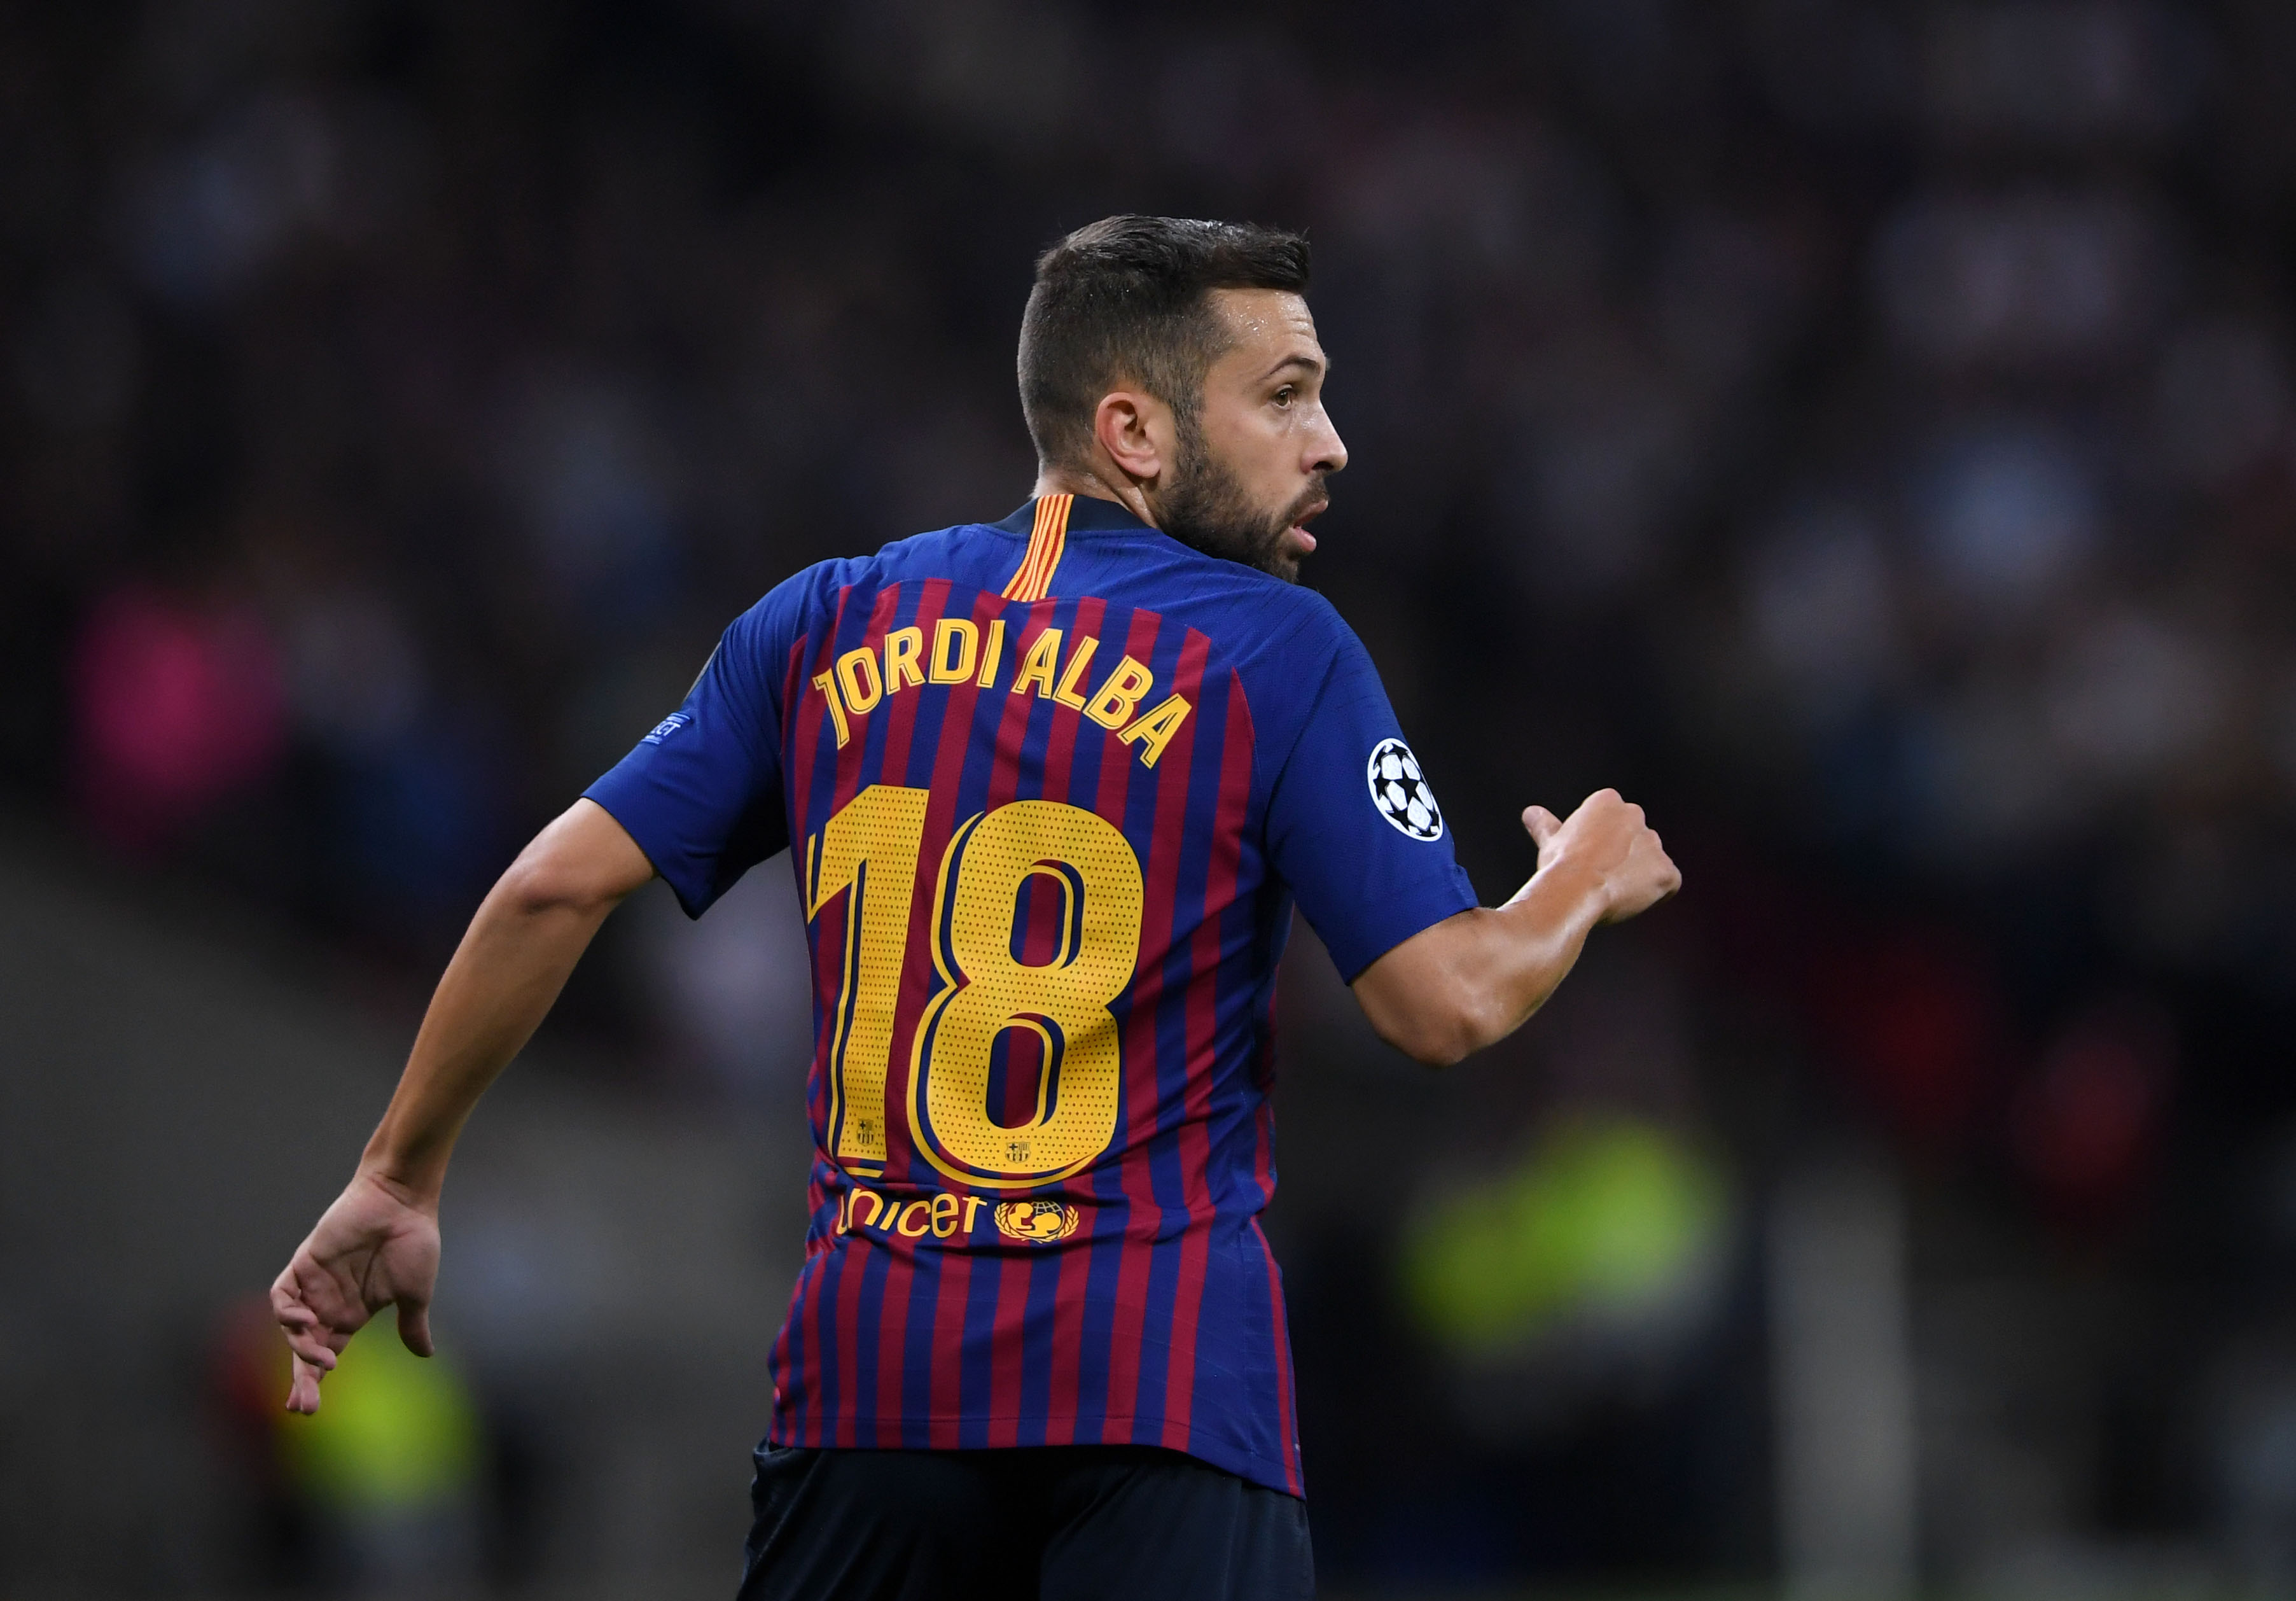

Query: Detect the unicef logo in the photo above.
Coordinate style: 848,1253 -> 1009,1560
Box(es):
994,1200 -> 1080,1242
1367,738 -> 1443,841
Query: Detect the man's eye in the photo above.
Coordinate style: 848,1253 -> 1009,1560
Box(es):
1273,386 -> 1295,407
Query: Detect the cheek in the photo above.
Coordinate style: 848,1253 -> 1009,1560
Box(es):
1199,400 -> 1302,498
1244,433 -> 1304,500
1260,406 -> 1322,461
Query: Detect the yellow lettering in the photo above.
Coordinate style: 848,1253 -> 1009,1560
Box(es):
848,1189 -> 887,1231
1010,627 -> 1062,698
897,1199 -> 932,1238
1050,635 -> 1099,710
837,647 -> 883,714
812,671 -> 851,748
930,619 -> 978,683
1118,694 -> 1192,768
962,1196 -> 986,1233
930,1193 -> 959,1238
883,627 -> 924,693
977,619 -> 1005,688
1083,655 -> 1154,730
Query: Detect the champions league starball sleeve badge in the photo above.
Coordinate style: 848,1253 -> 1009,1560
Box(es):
1367,738 -> 1444,841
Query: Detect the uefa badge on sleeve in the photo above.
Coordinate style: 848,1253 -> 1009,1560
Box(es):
1367,738 -> 1444,841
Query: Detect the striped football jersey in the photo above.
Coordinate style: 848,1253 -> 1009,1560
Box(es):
587,493 -> 1475,1495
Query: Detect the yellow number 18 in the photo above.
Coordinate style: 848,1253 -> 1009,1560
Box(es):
805,785 -> 1145,1188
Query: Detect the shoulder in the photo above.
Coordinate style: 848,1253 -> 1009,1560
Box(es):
735,521 -> 1027,608
1197,571 -> 1361,672
1218,584 -> 1395,776
706,557 -> 865,691
723,538 -> 937,637
866,521 -> 1020,592
713,524 -> 1024,659
721,560 -> 841,647
1099,537 -> 1358,652
1164,571 -> 1374,778
756,521 -> 1021,606
1262,582 -> 1356,654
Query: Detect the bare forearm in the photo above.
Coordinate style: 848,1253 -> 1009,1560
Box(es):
356,800 -> 654,1200
1451,858 -> 1612,1049
1351,791 -> 1681,1068
1357,859 -> 1610,1067
359,885 -> 611,1197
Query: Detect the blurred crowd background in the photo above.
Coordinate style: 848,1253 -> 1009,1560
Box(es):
10,0 -> 2296,1595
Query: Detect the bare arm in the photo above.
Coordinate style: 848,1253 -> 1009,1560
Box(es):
1351,789 -> 1680,1068
270,798 -> 655,1411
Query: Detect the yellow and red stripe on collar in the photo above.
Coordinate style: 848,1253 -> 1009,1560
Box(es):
1001,493 -> 1071,602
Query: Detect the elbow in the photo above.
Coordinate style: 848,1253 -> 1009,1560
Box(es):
1353,916 -> 1539,1068
483,800 -> 655,923
1413,1005 -> 1502,1070
494,851 -> 625,921
1400,1030 -> 1473,1071
1368,981 -> 1495,1070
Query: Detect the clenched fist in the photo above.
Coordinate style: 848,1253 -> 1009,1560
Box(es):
1519,788 -> 1681,923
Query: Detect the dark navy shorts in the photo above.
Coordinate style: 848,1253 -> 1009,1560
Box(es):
735,1441 -> 1314,1601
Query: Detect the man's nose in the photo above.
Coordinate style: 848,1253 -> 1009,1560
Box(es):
1311,411 -> 1348,475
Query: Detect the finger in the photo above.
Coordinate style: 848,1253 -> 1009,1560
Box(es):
286,1354 -> 326,1414
274,1306 -> 340,1372
1521,805 -> 1562,844
397,1299 -> 435,1359
1653,853 -> 1684,899
272,1285 -> 340,1370
281,1327 -> 340,1371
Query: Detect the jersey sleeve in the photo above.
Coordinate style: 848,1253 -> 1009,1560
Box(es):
1262,608 -> 1478,981
582,592 -> 794,918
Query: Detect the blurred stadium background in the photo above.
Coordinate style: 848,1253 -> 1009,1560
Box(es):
8,1 -> 2296,1596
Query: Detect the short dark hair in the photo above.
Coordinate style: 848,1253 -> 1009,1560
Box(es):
1018,215 -> 1311,467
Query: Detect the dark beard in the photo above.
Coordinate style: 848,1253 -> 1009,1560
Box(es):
1152,423 -> 1320,583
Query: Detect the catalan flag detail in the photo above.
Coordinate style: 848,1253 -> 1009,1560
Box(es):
585,495 -> 1477,1499
1000,490 -> 1071,601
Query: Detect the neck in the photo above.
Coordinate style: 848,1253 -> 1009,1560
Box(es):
1031,462 -> 1158,529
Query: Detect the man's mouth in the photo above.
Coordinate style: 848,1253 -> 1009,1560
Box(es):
1285,500 -> 1328,555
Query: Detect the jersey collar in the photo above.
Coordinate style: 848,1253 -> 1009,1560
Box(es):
992,493 -> 1154,536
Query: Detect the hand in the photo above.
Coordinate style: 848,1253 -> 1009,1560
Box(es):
270,1168 -> 441,1413
1521,788 -> 1680,922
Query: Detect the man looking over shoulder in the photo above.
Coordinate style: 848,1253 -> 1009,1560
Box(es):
273,215 -> 1679,1600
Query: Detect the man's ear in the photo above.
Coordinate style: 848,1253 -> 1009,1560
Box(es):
1093,389 -> 1170,485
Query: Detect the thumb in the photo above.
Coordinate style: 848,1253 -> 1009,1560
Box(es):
397,1299 -> 435,1359
1522,805 -> 1562,846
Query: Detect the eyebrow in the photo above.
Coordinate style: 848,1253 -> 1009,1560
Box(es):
1259,352 -> 1326,383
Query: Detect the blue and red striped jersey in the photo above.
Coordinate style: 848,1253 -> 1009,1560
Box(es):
587,493 -> 1476,1495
